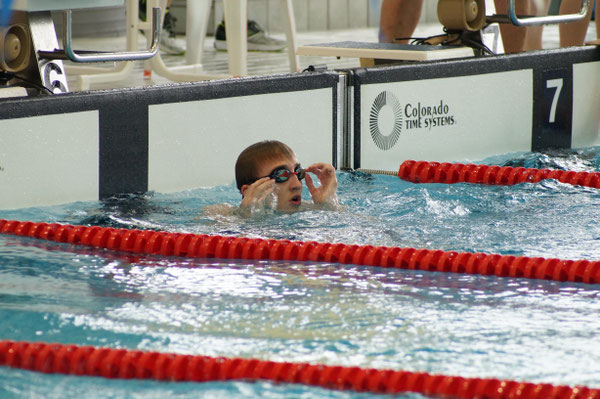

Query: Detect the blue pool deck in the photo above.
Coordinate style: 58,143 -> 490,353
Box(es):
64,23 -> 598,92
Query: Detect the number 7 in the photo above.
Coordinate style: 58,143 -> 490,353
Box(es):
546,78 -> 563,124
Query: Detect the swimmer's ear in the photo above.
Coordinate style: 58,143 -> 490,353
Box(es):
240,185 -> 249,198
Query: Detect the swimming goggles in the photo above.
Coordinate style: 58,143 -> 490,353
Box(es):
264,165 -> 306,183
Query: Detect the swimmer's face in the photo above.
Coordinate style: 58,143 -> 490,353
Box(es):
255,156 -> 303,212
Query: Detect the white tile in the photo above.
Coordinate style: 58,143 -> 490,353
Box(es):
348,0 -> 368,28
308,0 -> 328,30
328,0 -> 349,30
422,1 -> 438,24
292,0 -> 309,32
268,0 -> 283,32
213,0 -> 223,27
206,2 -> 217,35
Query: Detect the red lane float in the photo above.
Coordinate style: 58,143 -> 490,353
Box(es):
1,219 -> 600,284
398,160 -> 600,188
1,340 -> 598,398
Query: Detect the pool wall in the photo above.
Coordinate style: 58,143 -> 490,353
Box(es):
1,46 -> 600,209
352,46 -> 600,170
0,73 -> 339,209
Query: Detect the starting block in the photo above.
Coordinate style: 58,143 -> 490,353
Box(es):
297,41 -> 475,66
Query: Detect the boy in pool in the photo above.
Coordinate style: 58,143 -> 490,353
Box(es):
235,140 -> 340,214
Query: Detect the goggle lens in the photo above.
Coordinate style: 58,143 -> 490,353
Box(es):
269,166 -> 305,183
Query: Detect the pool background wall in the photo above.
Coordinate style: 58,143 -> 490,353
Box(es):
1,46 -> 600,210
0,72 -> 339,209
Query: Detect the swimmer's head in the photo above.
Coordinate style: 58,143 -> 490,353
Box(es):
235,140 -> 297,192
236,140 -> 304,213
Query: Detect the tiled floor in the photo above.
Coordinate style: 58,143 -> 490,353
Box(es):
64,22 -> 597,92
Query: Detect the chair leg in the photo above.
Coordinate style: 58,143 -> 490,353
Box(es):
77,62 -> 136,90
185,0 -> 211,65
223,0 -> 248,76
150,51 -> 231,81
282,0 -> 299,73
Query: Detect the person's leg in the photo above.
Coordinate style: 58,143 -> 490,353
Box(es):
379,0 -> 424,43
494,0 -> 535,52
559,0 -> 594,46
523,0 -> 550,50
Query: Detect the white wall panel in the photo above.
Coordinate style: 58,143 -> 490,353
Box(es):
572,61 -> 600,148
360,70 -> 533,169
0,111 -> 99,209
149,88 -> 333,192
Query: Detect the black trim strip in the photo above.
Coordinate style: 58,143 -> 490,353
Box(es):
532,67 -> 573,151
0,72 -> 340,120
353,81 -> 362,170
332,85 -> 338,169
99,104 -> 148,198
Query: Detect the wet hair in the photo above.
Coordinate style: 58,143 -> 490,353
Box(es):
235,140 -> 296,192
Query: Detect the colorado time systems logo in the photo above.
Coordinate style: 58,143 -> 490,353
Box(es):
369,91 -> 457,151
369,91 -> 403,151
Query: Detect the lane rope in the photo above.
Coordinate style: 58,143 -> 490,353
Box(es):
1,340 -> 598,398
1,219 -> 599,284
2,163 -> 598,395
394,160 -> 600,188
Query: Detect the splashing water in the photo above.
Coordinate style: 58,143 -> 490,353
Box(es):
2,148 -> 600,398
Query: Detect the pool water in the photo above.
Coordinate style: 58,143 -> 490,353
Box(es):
1,148 -> 600,398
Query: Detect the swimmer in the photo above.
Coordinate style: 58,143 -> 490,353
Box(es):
236,140 -> 341,215
203,140 -> 341,217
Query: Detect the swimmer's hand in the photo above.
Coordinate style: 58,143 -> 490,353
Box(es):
305,162 -> 341,211
239,177 -> 276,216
